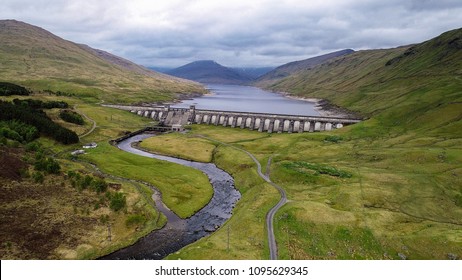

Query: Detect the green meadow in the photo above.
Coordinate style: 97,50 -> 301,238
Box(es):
158,123 -> 462,260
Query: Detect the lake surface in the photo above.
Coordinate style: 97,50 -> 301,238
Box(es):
173,84 -> 320,116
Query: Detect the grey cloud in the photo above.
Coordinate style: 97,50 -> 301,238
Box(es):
1,0 -> 461,67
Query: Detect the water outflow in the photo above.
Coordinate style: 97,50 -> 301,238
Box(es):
101,134 -> 240,259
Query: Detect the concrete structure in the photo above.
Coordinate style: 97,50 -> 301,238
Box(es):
71,149 -> 85,156
104,104 -> 362,133
83,142 -> 98,149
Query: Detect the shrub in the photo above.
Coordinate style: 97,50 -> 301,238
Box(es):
110,192 -> 126,211
125,214 -> 147,228
324,135 -> 343,143
91,178 -> 108,193
283,161 -> 353,178
455,194 -> 462,207
32,172 -> 44,183
34,156 -> 60,174
45,158 -> 61,174
25,142 -> 41,152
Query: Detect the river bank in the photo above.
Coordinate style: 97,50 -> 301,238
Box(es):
101,133 -> 240,259
276,90 -> 362,118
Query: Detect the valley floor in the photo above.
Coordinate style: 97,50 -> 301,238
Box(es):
1,95 -> 461,260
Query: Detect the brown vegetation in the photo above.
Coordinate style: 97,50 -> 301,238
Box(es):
0,147 -> 27,180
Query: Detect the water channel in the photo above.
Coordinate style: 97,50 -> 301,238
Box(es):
173,84 -> 320,116
101,133 -> 240,259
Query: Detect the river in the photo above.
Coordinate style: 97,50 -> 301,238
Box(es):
102,84 -> 318,259
172,84 -> 320,116
101,134 -> 240,260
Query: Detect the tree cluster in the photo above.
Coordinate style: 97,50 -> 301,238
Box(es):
43,89 -> 75,97
0,82 -> 30,96
0,101 -> 79,144
12,98 -> 69,109
0,120 -> 39,143
34,152 -> 61,174
59,110 -> 85,125
67,171 -> 108,193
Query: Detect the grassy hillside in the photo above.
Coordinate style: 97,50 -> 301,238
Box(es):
255,49 -> 354,87
0,94 -> 168,259
262,28 -> 462,137
0,20 -> 206,104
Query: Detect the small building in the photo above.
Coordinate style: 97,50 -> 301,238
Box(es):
171,124 -> 184,132
83,142 -> 98,149
71,149 -> 85,156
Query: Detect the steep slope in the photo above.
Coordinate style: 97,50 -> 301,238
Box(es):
77,44 -> 163,77
231,67 -> 275,79
167,60 -> 254,84
0,20 -> 206,104
264,28 -> 462,136
255,49 -> 354,87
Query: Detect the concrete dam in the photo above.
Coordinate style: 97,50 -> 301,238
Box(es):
105,105 -> 362,133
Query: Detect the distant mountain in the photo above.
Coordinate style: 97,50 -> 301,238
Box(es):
167,60 -> 254,84
255,49 -> 354,87
0,20 -> 205,104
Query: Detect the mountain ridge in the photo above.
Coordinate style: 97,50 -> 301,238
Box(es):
166,60 -> 255,85
0,19 -> 206,104
255,49 -> 355,87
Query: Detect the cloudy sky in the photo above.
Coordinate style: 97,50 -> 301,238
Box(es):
2,0 -> 462,67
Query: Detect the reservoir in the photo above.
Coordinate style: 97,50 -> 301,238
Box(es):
173,84 -> 320,116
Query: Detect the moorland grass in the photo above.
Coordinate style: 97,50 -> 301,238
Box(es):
139,133 -> 216,162
162,123 -> 462,259
82,142 -> 213,219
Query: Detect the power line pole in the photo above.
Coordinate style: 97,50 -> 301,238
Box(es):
227,225 -> 230,253
107,224 -> 112,241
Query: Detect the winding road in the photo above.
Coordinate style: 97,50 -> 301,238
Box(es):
198,136 -> 287,260
74,105 -> 97,139
246,153 -> 287,260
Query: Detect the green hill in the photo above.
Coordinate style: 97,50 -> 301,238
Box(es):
262,28 -> 462,137
255,49 -> 354,87
0,20 -> 206,104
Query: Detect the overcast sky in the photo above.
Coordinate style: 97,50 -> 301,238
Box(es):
2,0 -> 462,67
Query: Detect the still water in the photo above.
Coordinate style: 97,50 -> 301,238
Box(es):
173,84 -> 320,116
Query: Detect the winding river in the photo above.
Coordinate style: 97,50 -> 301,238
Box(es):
101,133 -> 240,259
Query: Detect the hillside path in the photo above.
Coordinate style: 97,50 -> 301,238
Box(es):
196,135 -> 287,260
75,105 -> 97,139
